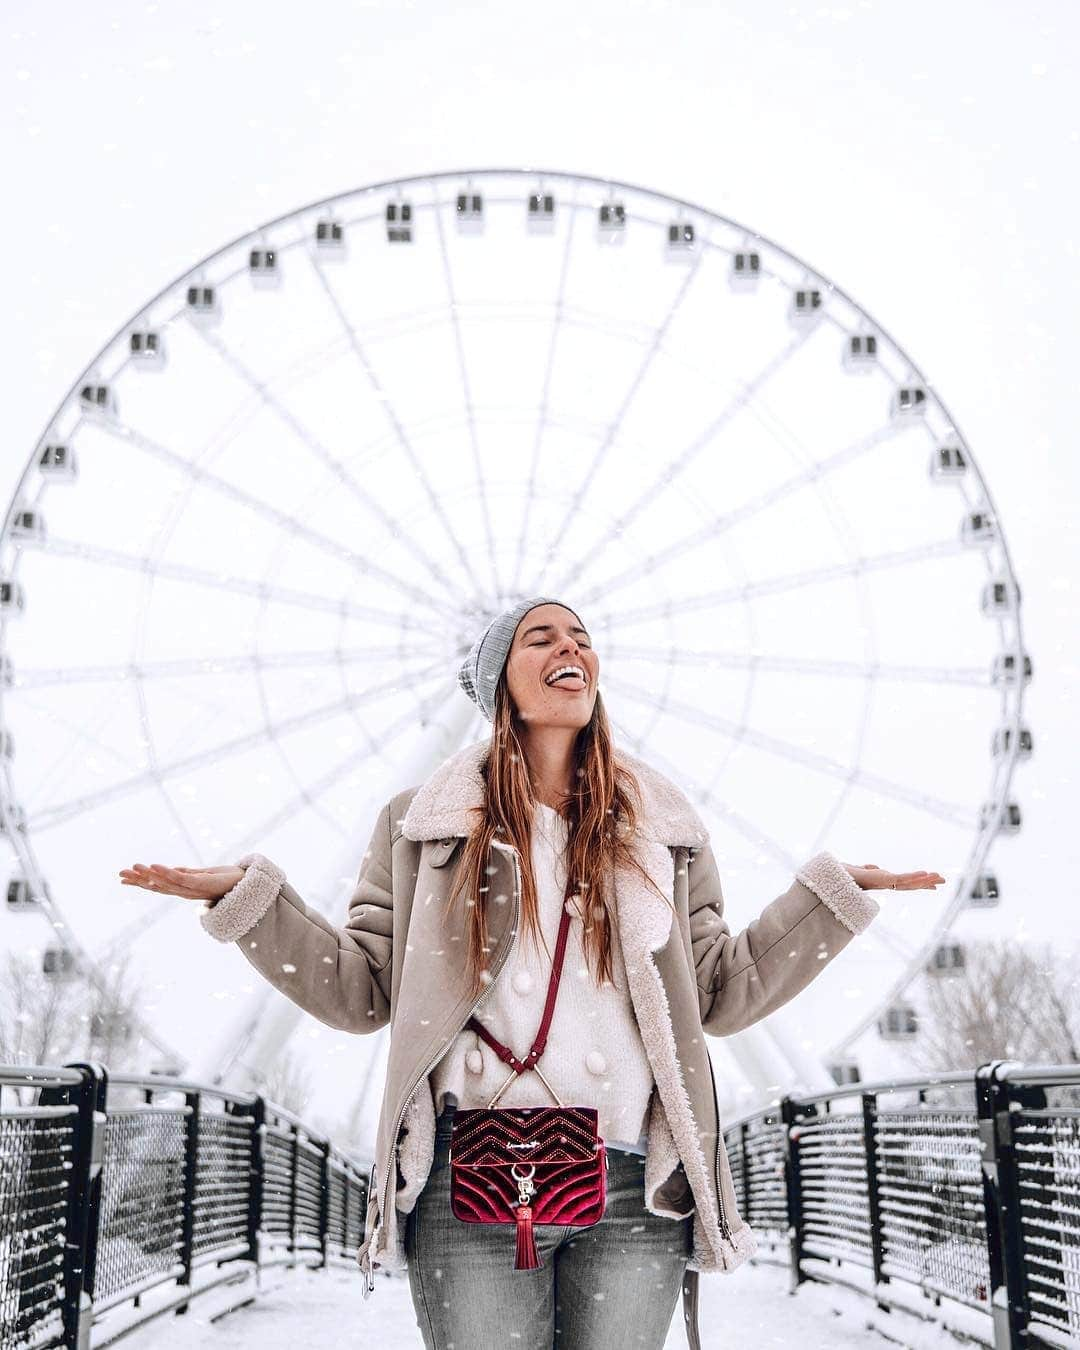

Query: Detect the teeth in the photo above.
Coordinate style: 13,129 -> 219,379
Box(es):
545,664 -> 586,686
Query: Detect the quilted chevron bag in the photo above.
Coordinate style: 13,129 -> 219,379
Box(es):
448,896 -> 608,1269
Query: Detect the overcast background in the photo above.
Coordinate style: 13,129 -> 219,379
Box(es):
1,1 -> 1076,1118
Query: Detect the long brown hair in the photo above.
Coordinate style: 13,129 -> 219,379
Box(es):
447,668 -> 673,1004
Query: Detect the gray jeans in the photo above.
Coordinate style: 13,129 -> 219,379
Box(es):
404,1108 -> 693,1349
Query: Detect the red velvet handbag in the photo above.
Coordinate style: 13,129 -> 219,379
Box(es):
448,895 -> 608,1270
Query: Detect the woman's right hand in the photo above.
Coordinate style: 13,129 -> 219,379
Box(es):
118,863 -> 245,904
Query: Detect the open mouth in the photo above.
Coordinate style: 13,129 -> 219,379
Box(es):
544,667 -> 588,692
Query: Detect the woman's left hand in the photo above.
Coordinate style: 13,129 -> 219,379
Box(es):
841,862 -> 946,892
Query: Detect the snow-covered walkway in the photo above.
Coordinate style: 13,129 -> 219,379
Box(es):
112,1255 -> 968,1349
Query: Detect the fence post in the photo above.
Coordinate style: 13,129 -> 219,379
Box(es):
55,1062 -> 106,1350
738,1120 -> 750,1218
976,1060 -> 1032,1349
288,1121 -> 299,1259
861,1090 -> 889,1305
318,1137 -> 332,1268
245,1095 -> 266,1269
175,1089 -> 201,1306
780,1095 -> 809,1291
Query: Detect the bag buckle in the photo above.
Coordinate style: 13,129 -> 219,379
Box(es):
511,1162 -> 536,1206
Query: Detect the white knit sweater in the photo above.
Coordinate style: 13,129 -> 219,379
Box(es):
430,802 -> 654,1153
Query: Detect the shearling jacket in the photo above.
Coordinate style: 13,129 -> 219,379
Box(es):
200,737 -> 880,1350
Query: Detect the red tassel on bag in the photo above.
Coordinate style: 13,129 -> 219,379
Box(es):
514,1204 -> 541,1270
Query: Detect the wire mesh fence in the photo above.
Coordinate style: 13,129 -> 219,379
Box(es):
0,1062 -> 369,1349
722,1061 -> 1080,1349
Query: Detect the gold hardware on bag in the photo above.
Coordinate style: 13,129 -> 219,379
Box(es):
487,1061 -> 564,1109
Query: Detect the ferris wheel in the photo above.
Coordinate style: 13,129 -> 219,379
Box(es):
0,168 -> 1030,1106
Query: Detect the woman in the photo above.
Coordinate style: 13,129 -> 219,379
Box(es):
120,596 -> 944,1350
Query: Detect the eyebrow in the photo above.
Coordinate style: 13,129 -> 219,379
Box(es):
520,624 -> 590,641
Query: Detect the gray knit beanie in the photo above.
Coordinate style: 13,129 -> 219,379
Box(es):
458,596 -> 587,723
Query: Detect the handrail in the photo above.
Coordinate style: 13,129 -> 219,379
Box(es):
106,1070 -> 260,1104
722,1067 -> 975,1128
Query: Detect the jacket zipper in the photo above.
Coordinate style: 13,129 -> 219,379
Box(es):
704,1047 -> 732,1240
374,839 -> 523,1271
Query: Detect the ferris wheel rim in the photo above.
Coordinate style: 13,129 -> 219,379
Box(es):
0,166 -> 1029,1077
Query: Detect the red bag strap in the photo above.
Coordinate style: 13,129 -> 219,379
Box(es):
465,893 -> 575,1079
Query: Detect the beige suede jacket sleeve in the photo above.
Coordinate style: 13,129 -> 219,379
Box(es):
688,843 -> 880,1037
200,795 -> 879,1041
197,800 -> 396,1034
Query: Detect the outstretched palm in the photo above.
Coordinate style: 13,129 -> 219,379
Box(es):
118,863 -> 243,903
842,862 -> 946,892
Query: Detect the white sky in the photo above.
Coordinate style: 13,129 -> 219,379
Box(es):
2,0 -> 1077,1128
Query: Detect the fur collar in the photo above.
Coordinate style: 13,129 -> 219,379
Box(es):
400,736 -> 710,847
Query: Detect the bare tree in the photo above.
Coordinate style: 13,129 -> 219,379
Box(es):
904,937 -> 1080,1075
260,1045 -> 315,1117
0,951 -> 84,1100
0,943 -> 151,1104
77,946 -> 147,1072
335,1030 -> 386,1154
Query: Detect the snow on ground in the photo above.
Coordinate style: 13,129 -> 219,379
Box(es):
114,1254 -> 981,1349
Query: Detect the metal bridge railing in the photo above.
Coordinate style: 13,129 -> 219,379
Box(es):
722,1058 -> 1080,1350
3,1057 -> 1077,1348
0,1061 -> 369,1349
